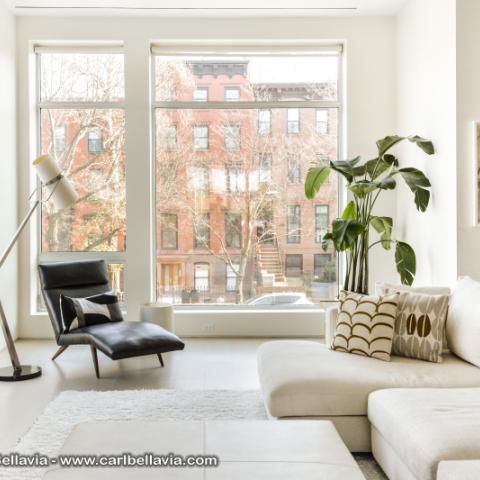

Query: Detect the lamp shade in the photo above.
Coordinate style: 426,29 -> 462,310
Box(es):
32,155 -> 78,210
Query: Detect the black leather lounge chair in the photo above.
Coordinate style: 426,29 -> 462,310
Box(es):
38,259 -> 185,378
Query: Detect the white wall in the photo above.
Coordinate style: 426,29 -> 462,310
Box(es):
456,0 -> 480,281
396,0 -> 457,286
16,15 -> 397,338
0,1 -> 17,349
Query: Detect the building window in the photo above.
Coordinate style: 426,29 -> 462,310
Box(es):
161,161 -> 178,194
287,154 -> 301,183
226,165 -> 243,193
225,212 -> 242,248
224,125 -> 241,150
193,87 -> 208,102
193,213 -> 210,248
285,254 -> 303,277
226,263 -> 240,291
316,109 -> 329,134
190,165 -> 209,192
161,213 -> 178,249
287,205 -> 301,244
287,108 -> 300,134
314,253 -> 335,282
154,51 -> 341,304
193,126 -> 209,150
315,205 -> 329,243
258,109 -> 271,135
88,127 -> 103,154
194,263 -> 210,291
53,125 -> 66,153
259,153 -> 272,183
224,86 -> 240,101
163,125 -> 177,150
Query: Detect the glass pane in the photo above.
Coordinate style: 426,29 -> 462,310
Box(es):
40,108 -> 126,252
155,107 -> 338,305
155,55 -> 338,102
40,53 -> 124,102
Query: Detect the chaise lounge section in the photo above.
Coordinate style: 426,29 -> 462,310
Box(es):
38,259 -> 185,378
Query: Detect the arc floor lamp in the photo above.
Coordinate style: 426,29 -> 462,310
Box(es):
0,155 -> 78,381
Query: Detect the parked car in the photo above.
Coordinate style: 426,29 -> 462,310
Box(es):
246,293 -> 314,306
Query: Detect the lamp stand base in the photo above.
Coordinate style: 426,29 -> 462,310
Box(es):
0,365 -> 42,382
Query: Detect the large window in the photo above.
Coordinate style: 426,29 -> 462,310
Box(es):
36,49 -> 126,310
154,50 -> 340,305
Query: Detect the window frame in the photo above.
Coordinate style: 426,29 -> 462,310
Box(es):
193,86 -> 209,102
34,47 -> 127,315
287,108 -> 300,134
224,124 -> 241,151
193,125 -> 209,150
286,205 -> 301,244
315,108 -> 329,134
225,212 -> 242,249
87,126 -> 104,154
194,262 -> 210,292
258,109 -> 271,135
151,46 -> 344,309
160,212 -> 178,250
224,86 -> 240,101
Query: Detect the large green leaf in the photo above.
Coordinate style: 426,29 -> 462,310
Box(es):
399,167 -> 431,212
395,241 -> 416,285
408,135 -> 435,155
321,232 -> 333,252
341,201 -> 357,220
329,157 -> 362,183
349,180 -> 378,198
331,219 -> 365,251
376,135 -> 405,156
376,176 -> 396,190
370,216 -> 393,250
305,166 -> 331,199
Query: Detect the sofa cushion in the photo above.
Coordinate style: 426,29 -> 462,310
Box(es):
447,276 -> 480,367
376,282 -> 451,356
257,341 -> 480,418
331,291 -> 399,362
368,388 -> 480,480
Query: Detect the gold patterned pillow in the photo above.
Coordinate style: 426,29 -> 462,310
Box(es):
376,285 -> 449,363
331,291 -> 399,362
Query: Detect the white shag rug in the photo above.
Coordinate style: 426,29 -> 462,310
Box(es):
1,389 -> 386,480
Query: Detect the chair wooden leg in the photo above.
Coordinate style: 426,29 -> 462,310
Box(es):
52,345 -> 68,361
90,346 -> 100,379
157,353 -> 164,367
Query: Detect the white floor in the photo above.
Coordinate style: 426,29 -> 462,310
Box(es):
0,338 -> 306,452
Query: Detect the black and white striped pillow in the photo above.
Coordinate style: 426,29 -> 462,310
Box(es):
60,291 -> 123,332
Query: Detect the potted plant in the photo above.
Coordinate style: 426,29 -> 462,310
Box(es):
305,135 -> 434,294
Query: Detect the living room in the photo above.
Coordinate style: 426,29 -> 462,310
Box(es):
0,0 -> 479,479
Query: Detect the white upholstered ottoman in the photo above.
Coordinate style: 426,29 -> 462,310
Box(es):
368,388 -> 480,480
43,420 -> 365,479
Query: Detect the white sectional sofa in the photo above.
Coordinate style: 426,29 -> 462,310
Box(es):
257,306 -> 480,452
257,281 -> 480,479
